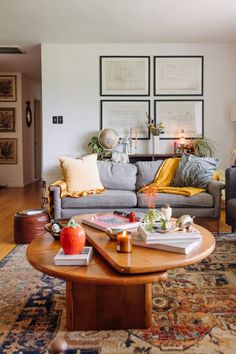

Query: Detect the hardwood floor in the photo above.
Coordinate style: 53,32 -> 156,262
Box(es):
0,182 -> 42,261
0,182 -> 231,261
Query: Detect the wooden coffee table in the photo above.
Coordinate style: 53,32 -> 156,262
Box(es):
27,214 -> 215,331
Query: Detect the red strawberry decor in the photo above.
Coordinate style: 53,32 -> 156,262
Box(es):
60,219 -> 86,255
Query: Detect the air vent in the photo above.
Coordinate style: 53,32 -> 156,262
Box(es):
0,46 -> 25,54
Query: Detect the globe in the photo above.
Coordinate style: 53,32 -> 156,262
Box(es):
98,129 -> 119,150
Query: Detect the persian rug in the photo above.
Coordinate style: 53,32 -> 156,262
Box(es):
0,234 -> 236,354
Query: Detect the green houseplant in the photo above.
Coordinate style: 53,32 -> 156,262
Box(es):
88,136 -> 111,160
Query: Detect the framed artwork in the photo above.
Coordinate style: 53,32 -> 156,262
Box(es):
101,100 -> 150,139
0,75 -> 17,102
0,108 -> 16,132
100,56 -> 150,96
154,56 -> 203,96
0,138 -> 17,164
154,100 -> 204,139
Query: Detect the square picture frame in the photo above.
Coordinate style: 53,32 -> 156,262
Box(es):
154,56 -> 203,96
0,107 -> 16,132
154,100 -> 204,139
0,138 -> 17,164
101,100 -> 150,139
100,56 -> 150,96
0,75 -> 17,102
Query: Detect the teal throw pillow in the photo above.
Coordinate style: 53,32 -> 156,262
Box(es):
173,154 -> 221,189
172,154 -> 188,187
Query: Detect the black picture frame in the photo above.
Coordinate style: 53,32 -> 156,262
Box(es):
100,56 -> 150,96
101,100 -> 150,139
154,56 -> 204,96
154,99 -> 204,140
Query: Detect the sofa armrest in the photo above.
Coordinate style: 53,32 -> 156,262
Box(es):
49,184 -> 63,219
207,180 -> 225,218
225,167 -> 236,201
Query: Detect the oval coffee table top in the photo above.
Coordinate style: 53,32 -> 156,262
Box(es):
27,233 -> 168,285
74,214 -> 216,274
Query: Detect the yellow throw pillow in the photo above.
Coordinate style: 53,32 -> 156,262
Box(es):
60,154 -> 104,194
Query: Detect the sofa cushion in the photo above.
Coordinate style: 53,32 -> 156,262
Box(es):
60,154 -> 103,193
136,160 -> 163,190
173,154 -> 221,189
97,161 -> 137,191
137,192 -> 213,208
227,199 -> 236,219
62,190 -> 137,209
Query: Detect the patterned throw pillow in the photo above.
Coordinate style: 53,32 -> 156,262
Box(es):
172,154 -> 221,189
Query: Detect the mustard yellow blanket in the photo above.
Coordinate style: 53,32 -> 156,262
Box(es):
50,179 -> 104,198
139,158 -> 205,196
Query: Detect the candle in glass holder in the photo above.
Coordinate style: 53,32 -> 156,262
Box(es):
116,230 -> 132,253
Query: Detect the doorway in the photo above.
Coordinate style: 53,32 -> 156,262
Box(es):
34,99 -> 42,180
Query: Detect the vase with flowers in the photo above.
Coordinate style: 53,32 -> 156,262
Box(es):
146,113 -> 165,154
142,185 -> 167,231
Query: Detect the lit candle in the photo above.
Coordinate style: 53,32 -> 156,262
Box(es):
135,127 -> 138,151
116,230 -> 132,253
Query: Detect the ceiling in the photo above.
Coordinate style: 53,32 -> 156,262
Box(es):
0,0 -> 236,82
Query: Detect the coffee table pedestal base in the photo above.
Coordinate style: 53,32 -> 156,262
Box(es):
66,282 -> 153,331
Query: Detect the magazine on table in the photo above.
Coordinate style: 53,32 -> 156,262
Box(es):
54,247 -> 93,266
82,213 -> 139,231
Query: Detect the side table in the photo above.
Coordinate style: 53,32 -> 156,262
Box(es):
14,211 -> 49,244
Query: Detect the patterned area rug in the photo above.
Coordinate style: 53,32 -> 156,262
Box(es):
0,234 -> 236,354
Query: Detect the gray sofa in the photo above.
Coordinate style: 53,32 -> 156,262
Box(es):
225,167 -> 236,231
49,160 -> 224,232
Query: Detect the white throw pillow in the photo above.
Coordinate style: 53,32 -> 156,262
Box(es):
60,154 -> 104,194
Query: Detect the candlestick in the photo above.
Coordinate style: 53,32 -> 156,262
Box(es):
116,230 -> 132,253
135,127 -> 138,152
130,127 -> 132,140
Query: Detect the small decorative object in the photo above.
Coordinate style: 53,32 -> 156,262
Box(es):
88,136 -> 112,160
0,108 -> 15,132
60,219 -> 86,255
98,128 -> 119,150
129,212 -> 136,223
146,113 -> 165,154
176,214 -> 195,230
143,185 -> 168,231
0,75 -> 17,102
25,101 -> 32,127
161,204 -> 172,222
122,137 -> 130,153
116,230 -> 132,253
0,138 -> 17,164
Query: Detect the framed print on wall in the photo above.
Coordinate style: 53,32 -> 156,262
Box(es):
0,75 -> 17,102
100,56 -> 150,96
101,100 -> 150,139
0,138 -> 17,164
154,100 -> 204,139
0,107 -> 16,132
154,56 -> 203,96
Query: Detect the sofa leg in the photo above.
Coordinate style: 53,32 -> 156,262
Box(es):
232,227 -> 236,233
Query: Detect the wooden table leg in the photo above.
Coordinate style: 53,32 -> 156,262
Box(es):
66,281 -> 153,331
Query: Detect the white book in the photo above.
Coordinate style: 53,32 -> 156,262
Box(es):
54,247 -> 93,266
138,223 -> 201,243
132,233 -> 201,255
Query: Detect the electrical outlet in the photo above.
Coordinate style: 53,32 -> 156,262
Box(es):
58,116 -> 63,124
52,116 -> 57,124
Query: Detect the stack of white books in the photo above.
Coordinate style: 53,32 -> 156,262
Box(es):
134,223 -> 202,255
54,247 -> 93,266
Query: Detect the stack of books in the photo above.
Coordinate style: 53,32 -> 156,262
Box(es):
134,223 -> 202,254
54,247 -> 93,266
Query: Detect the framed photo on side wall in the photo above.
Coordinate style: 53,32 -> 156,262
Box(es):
100,56 -> 150,96
0,75 -> 17,102
154,56 -> 203,96
154,100 -> 204,139
0,138 -> 17,164
0,108 -> 16,132
101,100 -> 150,139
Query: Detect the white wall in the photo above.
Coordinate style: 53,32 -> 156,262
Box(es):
22,74 -> 41,186
0,72 -> 41,187
41,43 -> 236,184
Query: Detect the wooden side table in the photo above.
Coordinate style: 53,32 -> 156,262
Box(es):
14,211 -> 49,244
